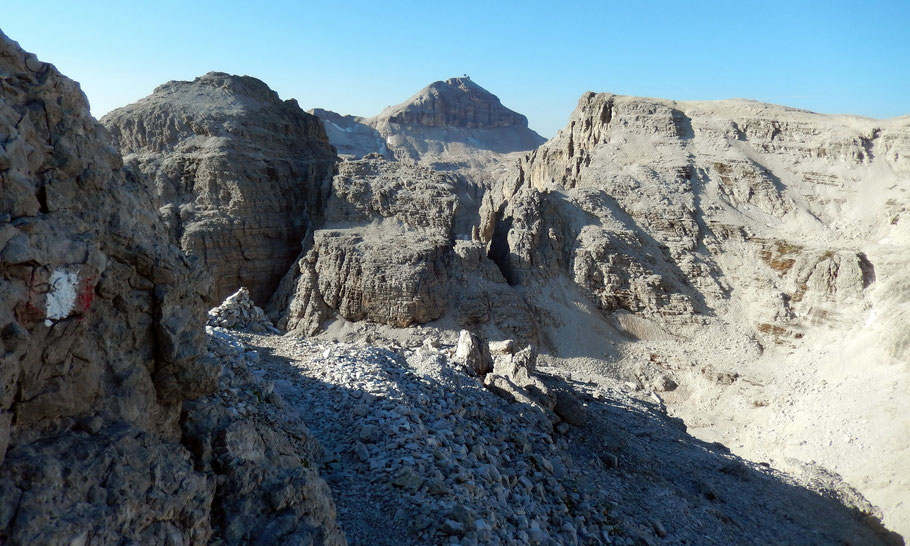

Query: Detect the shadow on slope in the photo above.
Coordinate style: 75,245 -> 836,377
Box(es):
240,335 -> 902,546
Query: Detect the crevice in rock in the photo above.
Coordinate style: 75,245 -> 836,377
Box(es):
487,203 -> 516,286
858,252 -> 876,289
36,184 -> 48,214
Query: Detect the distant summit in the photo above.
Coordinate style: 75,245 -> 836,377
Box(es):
310,77 -> 546,168
379,77 -> 535,130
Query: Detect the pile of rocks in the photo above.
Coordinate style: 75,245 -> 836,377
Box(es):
207,287 -> 278,333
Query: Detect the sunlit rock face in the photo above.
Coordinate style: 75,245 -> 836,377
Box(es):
103,72 -> 338,304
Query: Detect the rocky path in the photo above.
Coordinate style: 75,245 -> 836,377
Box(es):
218,328 -> 899,546
236,332 -> 608,545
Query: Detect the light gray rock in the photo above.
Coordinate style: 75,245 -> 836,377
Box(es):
455,330 -> 492,375
273,159 -> 457,332
208,287 -> 277,333
313,78 -> 545,169
102,72 -> 337,304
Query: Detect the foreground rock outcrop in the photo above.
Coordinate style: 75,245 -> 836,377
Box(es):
0,33 -> 342,544
102,72 -> 338,303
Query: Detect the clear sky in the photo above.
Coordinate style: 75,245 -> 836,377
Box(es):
3,0 -> 909,138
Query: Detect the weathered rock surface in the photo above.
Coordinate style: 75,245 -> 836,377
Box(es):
102,72 -> 337,304
493,91 -> 910,535
0,30 -> 212,541
273,158 -> 457,333
185,328 -> 345,545
233,330 -> 901,546
0,33 -> 343,545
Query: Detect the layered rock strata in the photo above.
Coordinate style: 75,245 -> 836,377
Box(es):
492,91 -> 910,534
102,72 -> 338,304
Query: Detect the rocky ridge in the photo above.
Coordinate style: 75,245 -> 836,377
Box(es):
2,26 -> 908,546
491,91 -> 910,535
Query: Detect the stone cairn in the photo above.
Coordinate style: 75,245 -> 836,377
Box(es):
207,287 -> 279,333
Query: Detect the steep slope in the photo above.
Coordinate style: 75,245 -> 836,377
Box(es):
102,73 -> 338,304
0,33 -> 343,544
488,92 -> 910,535
311,77 -> 546,169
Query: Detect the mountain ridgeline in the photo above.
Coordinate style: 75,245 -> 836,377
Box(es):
2,27 -> 909,545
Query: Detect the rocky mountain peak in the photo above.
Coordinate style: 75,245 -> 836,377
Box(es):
107,71 -> 326,156
381,76 -> 533,130
313,77 -> 546,165
152,71 -> 284,106
102,72 -> 337,304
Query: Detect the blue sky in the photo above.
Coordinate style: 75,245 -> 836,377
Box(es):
3,0 -> 908,137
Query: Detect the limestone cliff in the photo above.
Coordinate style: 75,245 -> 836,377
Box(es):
102,73 -> 338,304
272,158 -> 457,334
491,91 -> 910,534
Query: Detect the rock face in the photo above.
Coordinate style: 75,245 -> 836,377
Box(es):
0,30 -> 212,541
273,158 -> 457,334
102,72 -> 337,304
490,91 -> 910,535
0,33 -> 342,544
506,91 -> 910,343
311,78 -> 546,168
